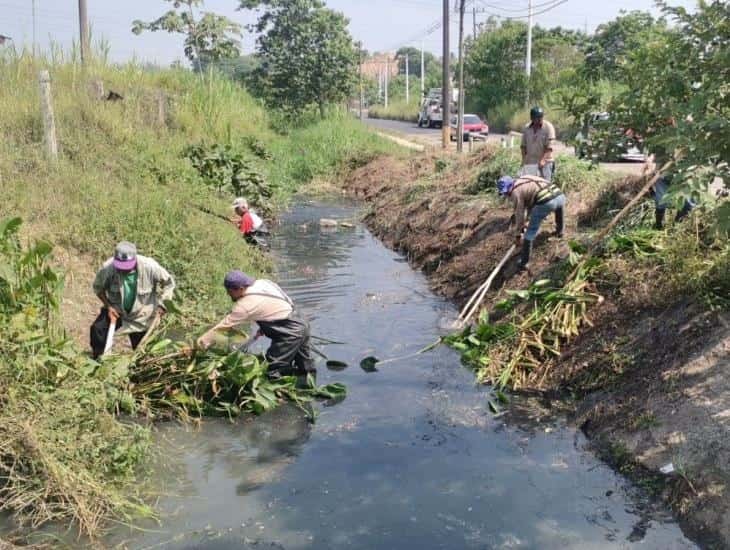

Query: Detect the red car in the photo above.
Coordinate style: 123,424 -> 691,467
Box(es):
450,114 -> 489,142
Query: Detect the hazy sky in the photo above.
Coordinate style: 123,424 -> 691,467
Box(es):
1,0 -> 697,65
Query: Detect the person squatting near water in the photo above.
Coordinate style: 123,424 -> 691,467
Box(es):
498,175 -> 565,270
196,270 -> 315,378
232,197 -> 268,247
90,241 -> 176,358
521,106 -> 556,182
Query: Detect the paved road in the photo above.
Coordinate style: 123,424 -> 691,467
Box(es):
363,116 -> 643,175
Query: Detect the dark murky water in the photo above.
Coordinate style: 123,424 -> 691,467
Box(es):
111,200 -> 694,549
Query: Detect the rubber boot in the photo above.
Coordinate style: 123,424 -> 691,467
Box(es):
554,207 -> 564,238
518,240 -> 532,271
675,202 -> 693,223
654,208 -> 666,230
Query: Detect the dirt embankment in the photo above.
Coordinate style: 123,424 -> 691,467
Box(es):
345,150 -> 730,548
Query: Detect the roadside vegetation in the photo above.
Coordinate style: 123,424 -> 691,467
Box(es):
367,100 -> 418,123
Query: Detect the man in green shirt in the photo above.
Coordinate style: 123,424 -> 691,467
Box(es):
90,241 -> 175,358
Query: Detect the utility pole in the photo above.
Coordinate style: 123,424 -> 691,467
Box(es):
378,66 -> 383,102
32,0 -> 37,57
405,54 -> 410,104
385,56 -> 389,108
441,0 -> 450,149
359,44 -> 365,121
78,0 -> 90,64
420,42 -> 425,99
473,4 -> 477,39
525,0 -> 533,106
457,0 -> 466,153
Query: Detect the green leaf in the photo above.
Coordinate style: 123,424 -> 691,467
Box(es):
359,356 -> 379,372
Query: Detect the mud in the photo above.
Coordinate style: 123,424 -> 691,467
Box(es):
345,150 -> 730,548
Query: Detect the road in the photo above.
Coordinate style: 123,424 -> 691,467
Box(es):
363,116 -> 643,175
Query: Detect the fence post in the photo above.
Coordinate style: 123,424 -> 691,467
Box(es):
39,70 -> 58,161
90,79 -> 104,100
156,90 -> 167,127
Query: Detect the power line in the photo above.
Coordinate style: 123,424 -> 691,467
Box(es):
473,0 -> 569,20
475,0 -> 562,13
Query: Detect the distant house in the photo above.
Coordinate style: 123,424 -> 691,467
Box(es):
360,53 -> 399,80
0,35 -> 11,45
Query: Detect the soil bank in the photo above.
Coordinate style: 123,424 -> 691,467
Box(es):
344,150 -> 730,549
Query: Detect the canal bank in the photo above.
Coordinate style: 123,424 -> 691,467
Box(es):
344,150 -> 730,548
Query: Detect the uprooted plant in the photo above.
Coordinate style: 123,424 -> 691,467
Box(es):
445,257 -> 602,389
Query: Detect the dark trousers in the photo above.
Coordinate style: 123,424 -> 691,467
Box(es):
90,308 -> 146,358
257,316 -> 315,376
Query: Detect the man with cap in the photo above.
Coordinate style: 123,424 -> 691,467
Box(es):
90,241 -> 176,358
521,106 -> 556,182
232,197 -> 268,247
498,174 -> 565,270
197,271 -> 314,378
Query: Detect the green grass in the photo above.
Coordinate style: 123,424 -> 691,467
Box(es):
368,100 -> 419,123
0,52 -> 395,320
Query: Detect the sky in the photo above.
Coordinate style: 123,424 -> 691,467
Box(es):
0,0 -> 698,65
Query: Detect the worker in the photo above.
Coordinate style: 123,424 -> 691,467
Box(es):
646,154 -> 695,229
521,106 -> 556,182
90,241 -> 175,358
197,271 -> 315,378
232,197 -> 268,247
497,175 -> 565,270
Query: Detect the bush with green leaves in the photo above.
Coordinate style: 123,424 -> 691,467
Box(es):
184,142 -> 273,209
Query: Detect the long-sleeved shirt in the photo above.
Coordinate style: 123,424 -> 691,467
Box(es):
92,255 -> 175,333
508,175 -> 557,237
199,279 -> 293,348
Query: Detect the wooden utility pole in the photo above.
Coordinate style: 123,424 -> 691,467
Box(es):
420,42 -> 425,99
32,0 -> 37,57
457,0 -> 466,153
78,0 -> 89,64
359,45 -> 365,120
39,70 -> 58,160
385,57 -> 389,108
441,0 -> 450,149
405,54 -> 410,104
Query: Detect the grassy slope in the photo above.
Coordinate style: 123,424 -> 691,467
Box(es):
0,54 -> 395,322
0,52 -> 397,541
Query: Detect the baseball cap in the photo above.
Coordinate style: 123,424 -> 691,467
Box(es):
113,241 -> 138,271
224,270 -> 256,289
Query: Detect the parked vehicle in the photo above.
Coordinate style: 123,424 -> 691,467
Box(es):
449,114 -> 489,142
418,96 -> 443,128
574,112 -> 645,162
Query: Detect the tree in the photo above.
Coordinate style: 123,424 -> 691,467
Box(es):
240,0 -> 358,118
395,46 -> 436,79
583,11 -> 666,81
465,21 -> 583,115
610,1 -> 729,225
132,1 -> 241,70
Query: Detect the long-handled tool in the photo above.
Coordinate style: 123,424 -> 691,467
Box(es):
454,244 -> 516,329
102,319 -> 116,356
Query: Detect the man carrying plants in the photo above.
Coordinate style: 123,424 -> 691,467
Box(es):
521,106 -> 556,182
497,175 -> 565,271
196,270 -> 315,378
90,241 -> 176,358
